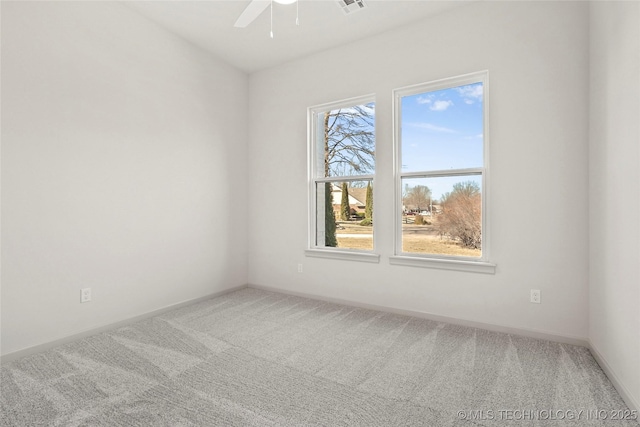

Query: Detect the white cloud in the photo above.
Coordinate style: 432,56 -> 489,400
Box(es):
416,96 -> 432,105
456,84 -> 483,104
408,122 -> 456,133
430,100 -> 453,111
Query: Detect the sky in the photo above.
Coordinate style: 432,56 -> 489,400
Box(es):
322,83 -> 484,202
401,82 -> 484,200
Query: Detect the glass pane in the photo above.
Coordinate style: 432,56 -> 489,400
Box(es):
401,82 -> 483,172
317,103 -> 375,178
316,180 -> 373,250
401,176 -> 481,257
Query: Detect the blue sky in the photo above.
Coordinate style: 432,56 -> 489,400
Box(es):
401,82 -> 484,200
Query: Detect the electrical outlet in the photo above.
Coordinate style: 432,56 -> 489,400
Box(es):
530,289 -> 541,304
297,263 -> 303,273
81,288 -> 92,303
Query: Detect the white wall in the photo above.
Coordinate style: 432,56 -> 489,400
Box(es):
1,1 -> 249,356
589,1 -> 640,410
248,1 -> 590,340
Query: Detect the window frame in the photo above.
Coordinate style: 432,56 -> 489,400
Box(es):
391,71 -> 495,273
306,94 -> 380,263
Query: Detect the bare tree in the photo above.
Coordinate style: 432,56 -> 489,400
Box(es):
321,103 -> 374,245
439,181 -> 481,249
324,104 -> 375,177
403,185 -> 432,212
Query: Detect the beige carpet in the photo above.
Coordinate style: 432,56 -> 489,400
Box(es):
1,287 -> 638,426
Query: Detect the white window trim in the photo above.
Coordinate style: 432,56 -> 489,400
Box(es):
389,255 -> 496,274
307,94 -> 379,263
305,249 -> 380,263
392,71 -> 494,273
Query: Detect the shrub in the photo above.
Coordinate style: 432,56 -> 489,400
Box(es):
415,215 -> 424,225
438,181 -> 481,249
359,218 -> 372,226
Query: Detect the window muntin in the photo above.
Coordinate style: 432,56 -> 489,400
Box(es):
395,72 -> 488,261
309,96 -> 375,252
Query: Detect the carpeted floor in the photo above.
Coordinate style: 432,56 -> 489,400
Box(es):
1,287 -> 638,426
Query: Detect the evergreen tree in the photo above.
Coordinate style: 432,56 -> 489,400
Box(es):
365,182 -> 373,220
340,182 -> 350,221
325,183 -> 337,247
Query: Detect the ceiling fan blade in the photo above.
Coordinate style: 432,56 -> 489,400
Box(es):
234,0 -> 271,28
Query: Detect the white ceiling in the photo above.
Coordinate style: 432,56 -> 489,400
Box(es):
124,0 -> 472,73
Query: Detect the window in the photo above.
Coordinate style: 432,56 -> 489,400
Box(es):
305,73 -> 494,272
307,95 -> 378,262
392,72 -> 494,272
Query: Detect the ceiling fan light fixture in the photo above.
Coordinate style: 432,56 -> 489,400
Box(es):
234,0 -> 300,34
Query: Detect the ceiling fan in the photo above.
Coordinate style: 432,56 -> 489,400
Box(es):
234,0 -> 366,29
234,0 -> 297,29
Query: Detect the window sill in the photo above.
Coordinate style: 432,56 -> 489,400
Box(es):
389,255 -> 496,274
305,249 -> 380,263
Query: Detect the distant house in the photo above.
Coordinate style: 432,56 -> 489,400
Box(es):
331,184 -> 367,218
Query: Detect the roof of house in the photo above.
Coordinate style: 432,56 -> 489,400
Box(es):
349,188 -> 368,207
331,184 -> 368,206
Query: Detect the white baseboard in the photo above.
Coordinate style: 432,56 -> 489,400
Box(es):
589,340 -> 640,413
0,284 -> 248,363
248,283 -> 590,347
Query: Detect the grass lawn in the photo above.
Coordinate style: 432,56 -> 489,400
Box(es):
402,234 -> 481,257
336,221 -> 374,250
336,236 -> 374,250
333,218 -> 481,257
336,221 -> 373,234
